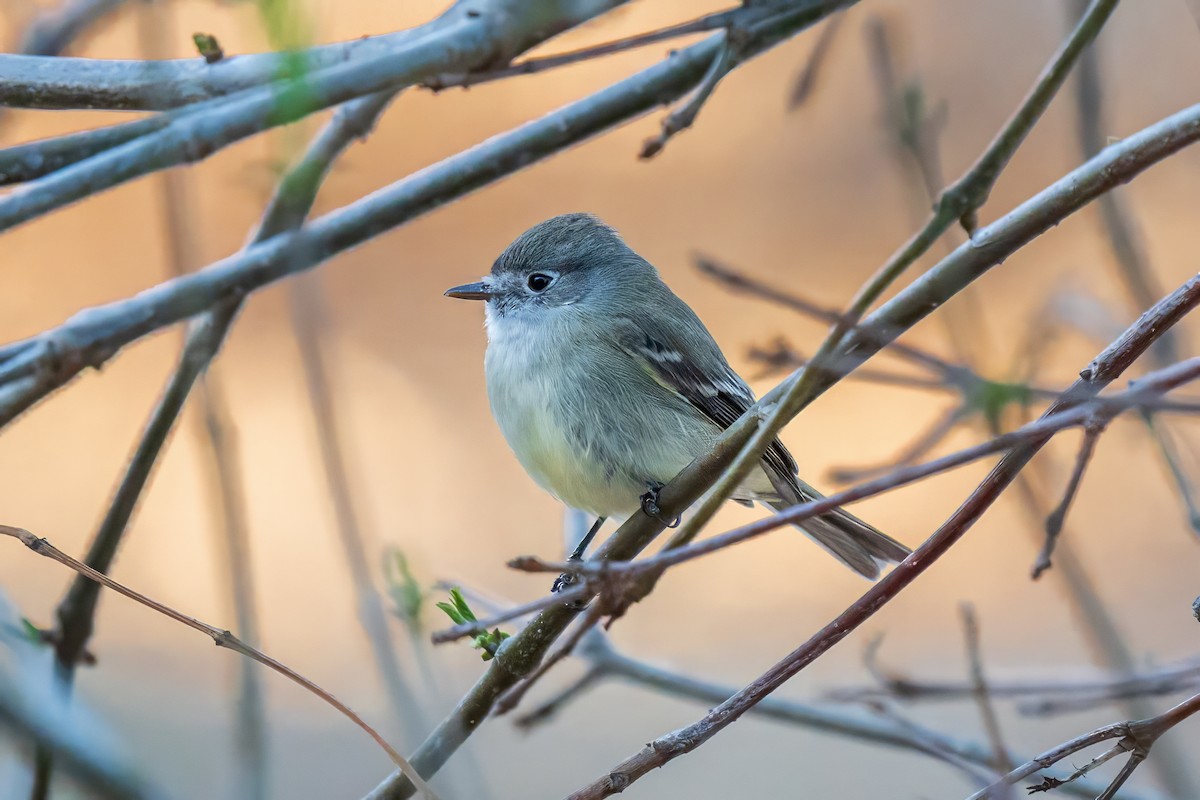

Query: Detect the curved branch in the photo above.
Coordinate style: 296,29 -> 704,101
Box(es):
0,525 -> 437,799
0,2 -> 856,427
562,270 -> 1200,800
0,14 -> 436,110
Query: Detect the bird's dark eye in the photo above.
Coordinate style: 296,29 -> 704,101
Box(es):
527,272 -> 553,292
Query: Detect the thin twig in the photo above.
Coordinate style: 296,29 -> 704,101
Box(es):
513,632 -> 1139,799
136,9 -> 269,796
1034,417 -> 1105,578
562,274 -> 1200,800
17,0 -> 127,56
828,650 -> 1200,716
0,525 -> 438,800
1068,0 -> 1199,535
0,6 -> 856,427
288,273 -> 429,744
640,1 -> 860,158
960,605 -> 1013,775
431,584 -> 593,644
514,359 -> 1200,580
374,107 -> 1200,798
612,0 -> 1125,612
429,6 -> 740,89
788,10 -> 844,109
968,693 -> 1200,800
194,380 -> 269,800
639,37 -> 734,158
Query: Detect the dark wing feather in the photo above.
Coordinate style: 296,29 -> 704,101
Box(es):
617,326 -> 799,490
611,309 -> 910,578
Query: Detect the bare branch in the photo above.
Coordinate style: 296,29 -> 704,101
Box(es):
1034,417 -> 1106,578
0,5 -> 855,428
960,605 -> 1013,775
0,1 -> 752,189
968,693 -> 1200,799
17,0 -> 127,56
622,0 -> 1125,596
0,27 -> 414,110
0,9 -> 487,233
288,274 -> 430,743
37,86 -> 399,800
638,1 -> 860,158
493,604 -> 607,716
787,11 -> 844,109
377,105 -> 1200,798
430,6 -> 741,89
0,0 -> 622,110
0,593 -> 153,800
0,525 -> 437,800
639,36 -> 734,158
511,359 -> 1200,580
829,648 -> 1200,717
562,273 -> 1200,800
514,631 -> 1142,799
0,115 -> 165,187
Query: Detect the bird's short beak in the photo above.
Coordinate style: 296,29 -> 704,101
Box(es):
443,281 -> 495,301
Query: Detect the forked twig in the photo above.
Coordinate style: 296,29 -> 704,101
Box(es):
968,693 -> 1200,799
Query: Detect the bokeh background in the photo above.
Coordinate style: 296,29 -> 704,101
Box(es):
2,0 -> 1200,797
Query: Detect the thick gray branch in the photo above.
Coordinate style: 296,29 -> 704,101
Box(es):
0,1 -> 857,426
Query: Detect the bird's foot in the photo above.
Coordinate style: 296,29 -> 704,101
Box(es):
640,482 -> 680,528
551,557 -> 590,609
551,560 -> 580,594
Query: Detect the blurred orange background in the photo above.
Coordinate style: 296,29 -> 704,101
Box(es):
1,1 -> 1199,797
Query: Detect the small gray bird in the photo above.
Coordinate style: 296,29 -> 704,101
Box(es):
445,213 -> 909,578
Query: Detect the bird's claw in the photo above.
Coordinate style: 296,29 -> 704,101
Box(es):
640,483 -> 680,528
551,557 -> 590,608
551,568 -> 578,594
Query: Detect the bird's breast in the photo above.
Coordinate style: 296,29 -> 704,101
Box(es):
483,317 -> 646,517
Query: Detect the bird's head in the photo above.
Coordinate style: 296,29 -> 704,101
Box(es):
444,213 -> 655,322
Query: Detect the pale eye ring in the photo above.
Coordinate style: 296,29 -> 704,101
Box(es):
527,272 -> 554,292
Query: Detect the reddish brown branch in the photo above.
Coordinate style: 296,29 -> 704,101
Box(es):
563,274 -> 1200,800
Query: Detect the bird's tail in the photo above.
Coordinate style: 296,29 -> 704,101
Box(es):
765,476 -> 910,579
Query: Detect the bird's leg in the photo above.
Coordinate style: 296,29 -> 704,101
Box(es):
552,516 -> 606,594
567,516 -> 606,562
640,482 -> 680,528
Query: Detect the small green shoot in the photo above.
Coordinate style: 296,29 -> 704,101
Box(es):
192,33 -> 225,64
436,588 -> 509,660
